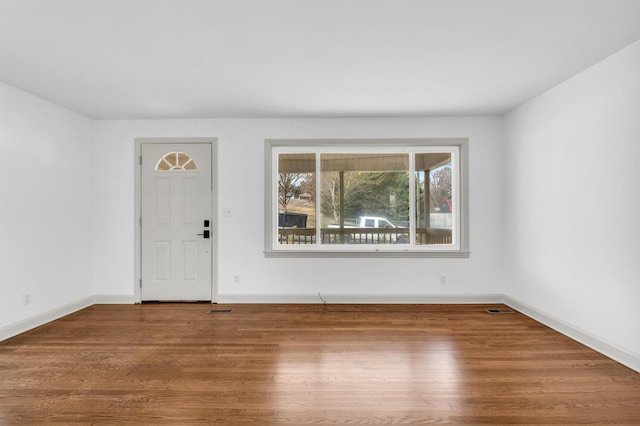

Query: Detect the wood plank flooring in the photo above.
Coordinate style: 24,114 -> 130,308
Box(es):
1,304 -> 639,424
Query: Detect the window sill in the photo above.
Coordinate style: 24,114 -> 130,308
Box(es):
264,249 -> 470,258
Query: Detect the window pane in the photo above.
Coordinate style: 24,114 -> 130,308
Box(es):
415,153 -> 453,245
277,153 -> 316,245
320,153 -> 410,244
177,152 -> 190,167
157,159 -> 172,171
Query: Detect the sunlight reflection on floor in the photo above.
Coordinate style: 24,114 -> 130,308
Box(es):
272,337 -> 461,415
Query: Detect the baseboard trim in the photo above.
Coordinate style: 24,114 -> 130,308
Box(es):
0,296 -> 95,342
94,294 -> 136,304
217,293 -> 504,304
504,296 -> 640,373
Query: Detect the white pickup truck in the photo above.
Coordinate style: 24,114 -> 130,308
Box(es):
328,216 -> 397,229
327,216 -> 407,243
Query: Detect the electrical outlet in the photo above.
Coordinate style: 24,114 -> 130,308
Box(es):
440,274 -> 447,285
233,275 -> 239,284
22,293 -> 31,305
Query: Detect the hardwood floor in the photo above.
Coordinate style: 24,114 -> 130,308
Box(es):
1,304 -> 639,424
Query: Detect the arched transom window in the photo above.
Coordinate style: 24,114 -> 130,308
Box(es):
155,152 -> 198,171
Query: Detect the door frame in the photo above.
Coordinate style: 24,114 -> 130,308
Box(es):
134,137 -> 218,304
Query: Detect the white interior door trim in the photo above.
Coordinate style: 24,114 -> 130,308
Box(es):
134,137 -> 218,303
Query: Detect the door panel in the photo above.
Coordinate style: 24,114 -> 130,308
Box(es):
155,241 -> 171,280
141,143 -> 212,301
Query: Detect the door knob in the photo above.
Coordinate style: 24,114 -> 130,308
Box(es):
197,230 -> 210,239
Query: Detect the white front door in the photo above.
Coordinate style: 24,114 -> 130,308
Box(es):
141,142 -> 212,301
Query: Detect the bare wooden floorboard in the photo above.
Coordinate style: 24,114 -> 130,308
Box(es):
1,303 -> 639,424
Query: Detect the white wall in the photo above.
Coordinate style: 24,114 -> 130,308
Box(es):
0,82 -> 94,331
92,117 -> 504,301
504,41 -> 640,358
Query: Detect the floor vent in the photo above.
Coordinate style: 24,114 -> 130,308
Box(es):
486,309 -> 514,314
208,309 -> 233,314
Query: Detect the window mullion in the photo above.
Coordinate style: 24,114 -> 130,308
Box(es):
408,150 -> 416,247
273,150 -> 280,249
451,147 -> 460,248
315,152 -> 321,247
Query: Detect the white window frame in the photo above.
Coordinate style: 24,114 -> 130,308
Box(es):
264,138 -> 469,258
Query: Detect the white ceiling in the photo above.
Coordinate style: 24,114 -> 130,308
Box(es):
1,0 -> 639,119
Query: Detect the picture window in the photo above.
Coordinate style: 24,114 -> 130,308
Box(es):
265,139 -> 469,257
